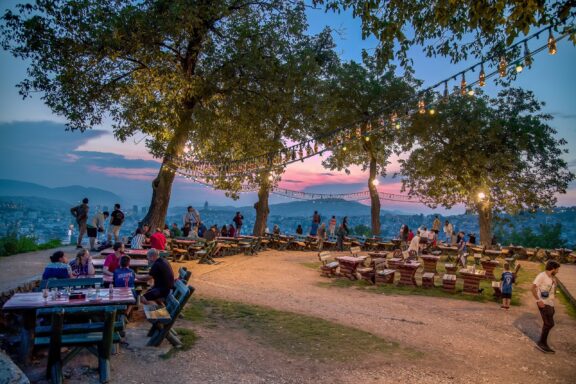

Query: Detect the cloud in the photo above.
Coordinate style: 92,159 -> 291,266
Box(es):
550,112 -> 576,120
283,179 -> 303,183
88,166 -> 159,181
319,172 -> 335,176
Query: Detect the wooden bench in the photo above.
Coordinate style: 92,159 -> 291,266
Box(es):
238,238 -> 259,255
34,306 -> 120,384
422,272 -> 435,288
38,277 -> 104,291
196,241 -> 217,264
144,280 -> 195,347
444,263 -> 457,274
356,257 -> 375,284
177,267 -> 192,284
492,281 -> 502,298
374,259 -> 395,285
318,251 -> 339,277
442,274 -> 457,292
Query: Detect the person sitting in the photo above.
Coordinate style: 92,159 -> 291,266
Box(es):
162,224 -> 171,238
103,242 -> 125,277
113,255 -> 135,288
170,223 -> 182,238
149,227 -> 167,250
69,248 -> 95,277
220,225 -> 228,237
197,222 -> 207,238
181,222 -> 192,237
227,224 -> 236,238
296,224 -> 303,235
42,250 -> 72,280
139,249 -> 174,304
203,225 -> 218,241
130,227 -> 146,250
273,224 -> 280,235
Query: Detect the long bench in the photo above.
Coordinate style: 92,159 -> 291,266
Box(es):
318,251 -> 339,277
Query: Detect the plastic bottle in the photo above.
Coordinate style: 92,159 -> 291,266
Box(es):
109,282 -> 114,298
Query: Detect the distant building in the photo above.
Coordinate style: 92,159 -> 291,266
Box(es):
132,205 -> 138,216
141,207 -> 147,215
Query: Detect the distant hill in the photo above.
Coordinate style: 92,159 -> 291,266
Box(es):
0,179 -> 123,206
0,195 -> 71,211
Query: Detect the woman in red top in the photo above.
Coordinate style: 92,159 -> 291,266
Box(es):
103,242 -> 125,276
407,229 -> 415,241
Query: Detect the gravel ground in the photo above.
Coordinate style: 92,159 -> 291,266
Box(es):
24,249 -> 576,383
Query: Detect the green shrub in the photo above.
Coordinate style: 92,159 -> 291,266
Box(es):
0,234 -> 62,256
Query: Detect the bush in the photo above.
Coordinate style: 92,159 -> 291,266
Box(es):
0,234 -> 62,256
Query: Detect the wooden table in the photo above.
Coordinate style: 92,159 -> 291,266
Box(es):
484,249 -> 501,260
2,288 -> 135,364
444,263 -> 458,274
100,249 -> 149,258
420,255 -> 440,275
397,262 -> 421,287
388,257 -> 404,269
459,269 -> 486,294
336,256 -> 367,280
368,251 -> 389,259
480,260 -> 499,280
554,248 -> 573,263
93,259 -> 149,269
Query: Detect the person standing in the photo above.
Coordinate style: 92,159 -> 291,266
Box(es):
87,211 -> 109,251
328,216 -> 337,237
500,263 -> 515,310
532,260 -> 561,353
233,211 -> 244,237
312,211 -> 321,225
183,206 -> 200,228
456,231 -> 467,267
432,215 -> 441,235
443,220 -> 453,243
70,198 -> 89,249
108,203 -> 125,244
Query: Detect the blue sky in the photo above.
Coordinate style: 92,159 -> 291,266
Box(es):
0,3 -> 574,213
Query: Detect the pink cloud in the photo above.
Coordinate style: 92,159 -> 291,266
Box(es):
88,166 -> 158,181
63,153 -> 80,163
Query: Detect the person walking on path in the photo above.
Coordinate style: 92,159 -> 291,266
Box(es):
443,220 -> 453,243
108,203 -> 125,244
328,216 -> 337,237
233,211 -> 244,237
336,216 -> 349,251
532,260 -> 561,353
500,263 -> 515,309
70,197 -> 89,249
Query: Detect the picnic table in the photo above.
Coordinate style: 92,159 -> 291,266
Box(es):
553,248 -> 573,263
480,260 -> 499,280
336,256 -> 367,280
484,249 -> 501,260
397,262 -> 421,287
100,248 -> 149,258
368,251 -> 389,259
93,258 -> 149,270
459,269 -> 486,294
420,255 -> 441,275
2,288 -> 135,364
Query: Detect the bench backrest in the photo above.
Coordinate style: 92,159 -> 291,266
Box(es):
373,258 -> 387,271
350,246 -> 361,256
392,249 -> 403,259
167,280 -> 195,320
39,277 -> 104,291
178,267 -> 192,284
318,251 -> 333,264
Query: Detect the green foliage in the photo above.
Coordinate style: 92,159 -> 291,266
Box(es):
0,234 -> 62,256
183,297 -> 414,360
314,0 -> 575,69
350,224 -> 371,237
494,223 -> 567,249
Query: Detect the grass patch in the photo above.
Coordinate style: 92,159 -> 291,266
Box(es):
182,297 -> 415,361
159,328 -> 198,359
557,289 -> 576,320
315,258 -> 540,306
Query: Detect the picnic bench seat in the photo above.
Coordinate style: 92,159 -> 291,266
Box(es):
34,306 -> 120,384
318,251 -> 339,277
374,258 -> 395,285
492,281 -> 502,298
144,280 -> 195,347
356,259 -> 375,284
196,241 -> 218,264
177,267 -> 192,284
442,274 -> 457,292
290,235 -> 308,251
422,272 -> 435,288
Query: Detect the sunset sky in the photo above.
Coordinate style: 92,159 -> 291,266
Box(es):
1,2 -> 575,213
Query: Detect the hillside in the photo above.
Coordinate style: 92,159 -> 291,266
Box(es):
0,179 -> 123,206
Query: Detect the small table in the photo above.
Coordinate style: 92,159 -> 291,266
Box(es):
397,262 -> 421,287
484,249 -> 501,261
459,269 -> 486,294
336,256 -> 367,279
368,251 -> 389,259
2,288 -> 135,364
420,255 -> 440,275
480,260 -> 499,280
444,263 -> 458,274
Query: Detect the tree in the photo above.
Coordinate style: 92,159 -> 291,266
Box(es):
1,0 -> 319,230
314,0 -> 576,67
399,88 -> 574,245
320,59 -> 417,235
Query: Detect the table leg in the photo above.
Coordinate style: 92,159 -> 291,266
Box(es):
18,310 -> 36,365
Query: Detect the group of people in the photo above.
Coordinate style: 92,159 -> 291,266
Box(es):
294,212 -> 349,251
70,198 -> 126,251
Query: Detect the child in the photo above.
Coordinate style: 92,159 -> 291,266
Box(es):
113,255 -> 135,288
501,262 -> 515,309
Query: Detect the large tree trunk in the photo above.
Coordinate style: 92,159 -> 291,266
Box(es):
368,156 -> 381,236
477,202 -> 493,246
142,111 -> 192,230
253,183 -> 270,236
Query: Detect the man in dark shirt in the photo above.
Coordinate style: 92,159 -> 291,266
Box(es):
139,249 -> 174,304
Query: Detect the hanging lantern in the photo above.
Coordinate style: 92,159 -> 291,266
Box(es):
291,148 -> 296,161
443,81 -> 449,101
498,56 -> 507,77
460,73 -> 466,95
313,141 -> 318,153
298,145 -> 304,159
305,143 -> 312,156
479,64 -> 486,87
548,29 -> 557,55
418,99 -> 425,114
524,41 -> 533,67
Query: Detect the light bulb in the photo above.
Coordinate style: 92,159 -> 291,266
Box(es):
342,146 -> 347,151
429,109 -> 435,115
364,136 -> 370,142
467,89 -> 475,96
371,179 -> 380,186
478,192 -> 486,201
499,57 -> 507,77
515,64 -> 523,73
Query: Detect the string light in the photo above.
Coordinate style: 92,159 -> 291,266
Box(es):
515,64 -> 523,73
418,99 -> 425,114
479,64 -> 486,86
443,81 -> 449,100
499,57 -> 507,77
548,29 -> 557,55
429,108 -> 435,115
467,89 -> 475,96
524,41 -> 533,67
460,73 -> 466,95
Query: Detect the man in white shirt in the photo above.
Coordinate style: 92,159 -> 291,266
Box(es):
532,260 -> 561,353
408,231 -> 421,255
443,220 -> 453,243
183,206 -> 200,227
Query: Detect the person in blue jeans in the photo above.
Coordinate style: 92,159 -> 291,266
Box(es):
500,263 -> 515,309
113,256 -> 135,288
